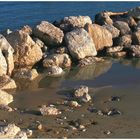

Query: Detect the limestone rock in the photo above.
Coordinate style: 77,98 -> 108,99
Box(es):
33,21 -> 64,47
85,24 -> 113,51
113,21 -> 131,35
58,16 -> 92,32
128,7 -> 140,19
13,68 -> 38,81
6,30 -> 43,69
65,28 -> 97,60
21,25 -> 32,35
0,34 -> 14,76
46,66 -> 64,77
0,123 -> 32,139
0,75 -> 17,90
0,90 -> 13,105
40,105 -> 61,116
43,53 -> 71,68
103,24 -> 120,38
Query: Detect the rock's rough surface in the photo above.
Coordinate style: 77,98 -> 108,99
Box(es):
128,7 -> 140,19
43,53 -> 71,68
46,66 -> 64,76
65,28 -> 97,60
13,68 -> 38,81
85,24 -> 113,51
40,105 -> 61,116
58,16 -> 92,32
106,46 -> 123,53
21,25 -> 32,35
103,24 -> 120,38
0,75 -> 17,90
0,34 -> 14,76
129,45 -> 140,57
108,51 -> 127,58
113,21 -> 131,35
0,90 -> 13,105
33,21 -> 64,47
0,124 -> 32,139
132,30 -> 140,45
6,30 -> 43,69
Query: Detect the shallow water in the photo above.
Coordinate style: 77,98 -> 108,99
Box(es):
0,2 -> 140,138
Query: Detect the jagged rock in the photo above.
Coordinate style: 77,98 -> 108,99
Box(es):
0,75 -> 17,90
73,85 -> 91,103
114,35 -> 132,47
33,21 -> 64,47
78,56 -> 104,67
108,51 -> 127,58
85,24 -> 113,51
43,53 -> 71,69
21,25 -> 32,35
103,24 -> 120,38
40,105 -> 61,116
132,30 -> 140,45
46,66 -> 64,76
0,90 -> 13,105
113,21 -> 131,35
128,7 -> 140,19
33,37 -> 47,49
106,46 -> 123,53
0,34 -> 14,76
13,68 -> 38,81
65,28 -> 97,60
0,123 -> 32,138
58,16 -> 92,32
95,12 -> 113,25
6,30 -> 43,69
129,45 -> 140,57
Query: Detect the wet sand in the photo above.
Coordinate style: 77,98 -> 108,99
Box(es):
0,58 -> 140,138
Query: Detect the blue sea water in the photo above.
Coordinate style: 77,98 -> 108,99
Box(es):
0,2 -> 140,31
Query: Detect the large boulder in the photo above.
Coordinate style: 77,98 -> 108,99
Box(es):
43,53 -> 71,68
6,30 -> 43,69
0,35 -> 14,76
0,90 -> 13,105
128,7 -> 140,19
103,24 -> 120,38
113,21 -> 131,35
65,28 -> 97,60
58,16 -> 92,32
33,21 -> 64,47
0,75 -> 17,90
85,24 -> 113,51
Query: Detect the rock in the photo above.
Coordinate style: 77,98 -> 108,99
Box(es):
6,30 -> 43,69
0,34 -> 14,76
0,104 -> 13,112
106,46 -> 123,53
0,123 -> 32,138
113,21 -> 131,35
95,12 -> 113,25
46,66 -> 64,76
0,90 -> 13,105
129,45 -> 140,57
104,130 -> 112,135
103,24 -> 120,38
109,96 -> 120,102
78,56 -> 104,67
40,105 -> 61,116
13,68 -> 38,81
74,85 -> 91,103
33,37 -> 47,49
65,28 -> 97,60
0,49 -> 7,76
33,21 -> 64,47
43,53 -> 71,69
108,51 -> 127,58
132,30 -> 140,45
68,101 -> 81,107
0,75 -> 17,90
107,108 -> 122,116
58,16 -> 92,32
114,35 -> 132,47
21,25 -> 32,35
85,24 -> 113,51
56,46 -> 68,54
128,7 -> 140,19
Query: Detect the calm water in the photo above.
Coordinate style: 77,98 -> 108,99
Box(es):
0,2 -> 140,31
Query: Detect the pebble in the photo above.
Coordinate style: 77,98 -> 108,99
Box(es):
104,130 -> 112,135
109,96 -> 120,102
107,109 -> 122,116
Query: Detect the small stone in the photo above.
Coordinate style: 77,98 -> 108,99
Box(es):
104,130 -> 112,135
68,101 -> 81,107
107,109 -> 122,116
97,110 -> 104,116
40,105 -> 61,116
37,124 -> 43,130
0,105 -> 13,112
82,129 -> 86,132
79,125 -> 85,130
109,96 -> 120,102
68,125 -> 77,131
